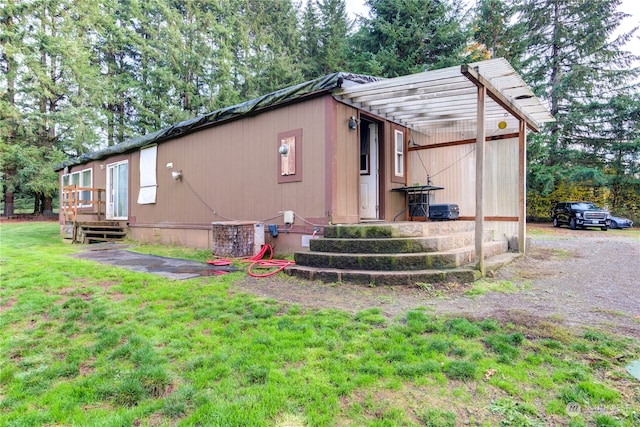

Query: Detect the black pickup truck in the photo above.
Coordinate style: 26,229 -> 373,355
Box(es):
551,202 -> 610,230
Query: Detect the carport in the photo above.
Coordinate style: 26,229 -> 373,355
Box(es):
333,58 -> 555,273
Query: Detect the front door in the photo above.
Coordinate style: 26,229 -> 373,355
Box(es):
359,121 -> 379,219
107,160 -> 128,220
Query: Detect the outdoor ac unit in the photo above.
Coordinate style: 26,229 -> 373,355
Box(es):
211,221 -> 265,258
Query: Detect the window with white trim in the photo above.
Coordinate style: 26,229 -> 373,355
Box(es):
394,129 -> 404,178
62,168 -> 93,206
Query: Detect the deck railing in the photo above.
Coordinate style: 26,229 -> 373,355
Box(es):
61,185 -> 106,223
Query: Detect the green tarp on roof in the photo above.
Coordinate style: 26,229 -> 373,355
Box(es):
56,72 -> 380,171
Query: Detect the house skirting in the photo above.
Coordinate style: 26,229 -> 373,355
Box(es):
128,223 -> 319,255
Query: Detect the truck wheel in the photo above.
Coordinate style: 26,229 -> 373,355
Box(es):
553,217 -> 559,227
569,218 -> 577,230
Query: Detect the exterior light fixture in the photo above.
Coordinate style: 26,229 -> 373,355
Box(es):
348,116 -> 359,130
279,144 -> 289,155
171,170 -> 182,181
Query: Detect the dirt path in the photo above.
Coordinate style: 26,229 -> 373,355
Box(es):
234,225 -> 640,338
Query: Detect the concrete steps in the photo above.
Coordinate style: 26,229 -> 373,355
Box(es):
309,230 -> 484,254
287,221 -> 510,286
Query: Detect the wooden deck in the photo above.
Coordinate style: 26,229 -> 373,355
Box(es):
61,186 -> 127,243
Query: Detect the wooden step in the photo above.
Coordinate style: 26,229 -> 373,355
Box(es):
77,222 -> 127,244
81,230 -> 127,237
79,225 -> 125,232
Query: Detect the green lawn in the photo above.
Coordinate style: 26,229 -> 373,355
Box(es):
1,222 -> 638,426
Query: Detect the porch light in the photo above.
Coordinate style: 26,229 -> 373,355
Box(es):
348,116 -> 359,130
171,170 -> 182,181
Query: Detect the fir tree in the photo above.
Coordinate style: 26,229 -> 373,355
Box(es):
520,0 -> 639,199
349,0 -> 469,77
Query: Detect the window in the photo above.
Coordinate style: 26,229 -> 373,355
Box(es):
137,145 -> 157,204
394,129 -> 404,178
278,128 -> 303,183
280,136 -> 296,176
107,161 -> 128,219
360,126 -> 370,175
62,167 -> 93,206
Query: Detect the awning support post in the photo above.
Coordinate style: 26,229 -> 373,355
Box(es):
475,82 -> 486,276
518,119 -> 527,253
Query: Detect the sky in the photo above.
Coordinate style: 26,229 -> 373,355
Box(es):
343,0 -> 640,60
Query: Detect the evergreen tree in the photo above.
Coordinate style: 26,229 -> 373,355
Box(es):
577,92 -> 640,213
299,0 -> 323,79
520,0 -> 639,198
349,0 -> 469,77
316,0 -> 352,74
245,0 -> 303,94
0,0 -> 23,215
470,0 -> 527,68
92,0 -> 140,146
2,0 -> 99,213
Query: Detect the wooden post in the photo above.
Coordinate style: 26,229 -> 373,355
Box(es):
518,119 -> 527,253
97,189 -> 103,221
475,84 -> 486,276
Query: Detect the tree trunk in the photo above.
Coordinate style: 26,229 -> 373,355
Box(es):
43,195 -> 54,216
33,194 -> 42,215
3,190 -> 15,217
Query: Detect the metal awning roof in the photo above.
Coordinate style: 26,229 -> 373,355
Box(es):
333,58 -> 554,133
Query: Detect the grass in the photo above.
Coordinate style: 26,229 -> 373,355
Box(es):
464,279 -> 529,297
1,222 -> 640,426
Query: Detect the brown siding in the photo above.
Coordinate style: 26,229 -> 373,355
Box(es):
60,94 -> 449,250
133,96 -> 329,226
332,102 -> 360,223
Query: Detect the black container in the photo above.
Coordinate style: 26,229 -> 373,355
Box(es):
428,203 -> 459,220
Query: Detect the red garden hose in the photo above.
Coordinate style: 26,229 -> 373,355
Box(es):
245,244 -> 296,278
206,244 -> 294,278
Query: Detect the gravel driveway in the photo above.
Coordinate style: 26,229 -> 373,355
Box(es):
234,224 -> 640,338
